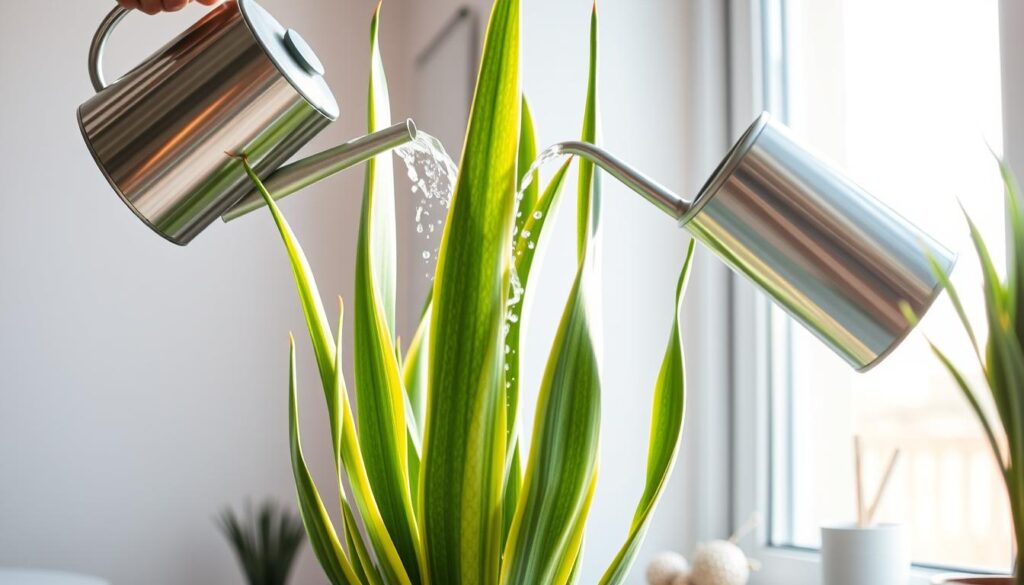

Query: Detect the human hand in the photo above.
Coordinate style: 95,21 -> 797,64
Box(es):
116,0 -> 222,16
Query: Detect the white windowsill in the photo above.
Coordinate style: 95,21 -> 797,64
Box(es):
750,544 -> 1006,585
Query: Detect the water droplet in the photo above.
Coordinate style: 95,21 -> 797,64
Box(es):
507,266 -> 524,308
527,241 -> 535,250
396,131 -> 459,280
533,210 -> 543,220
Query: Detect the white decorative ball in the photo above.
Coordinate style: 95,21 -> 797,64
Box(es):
646,551 -> 690,585
671,572 -> 692,585
689,540 -> 750,585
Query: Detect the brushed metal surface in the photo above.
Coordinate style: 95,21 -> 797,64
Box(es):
223,119 -> 418,221
79,1 -> 333,245
549,112 -> 956,370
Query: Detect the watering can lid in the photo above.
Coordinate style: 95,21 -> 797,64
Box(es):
239,0 -> 340,121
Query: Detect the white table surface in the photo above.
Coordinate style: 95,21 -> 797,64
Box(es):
0,570 -> 108,585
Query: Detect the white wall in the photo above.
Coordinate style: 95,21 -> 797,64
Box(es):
0,0 -> 715,583
0,1 -> 407,583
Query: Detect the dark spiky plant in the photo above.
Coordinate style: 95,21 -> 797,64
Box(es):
217,500 -> 306,585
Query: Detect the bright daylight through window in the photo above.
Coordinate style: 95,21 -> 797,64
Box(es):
765,0 -> 1010,572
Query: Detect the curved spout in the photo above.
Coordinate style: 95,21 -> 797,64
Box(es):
550,141 -> 691,222
223,119 -> 418,222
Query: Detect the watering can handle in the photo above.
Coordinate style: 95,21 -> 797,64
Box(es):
88,6 -> 132,92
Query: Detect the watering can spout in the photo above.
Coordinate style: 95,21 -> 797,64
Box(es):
222,119 -> 418,222
551,141 -> 692,222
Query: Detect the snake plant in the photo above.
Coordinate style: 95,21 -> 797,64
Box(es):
217,500 -> 305,585
242,1 -> 694,583
903,161 -> 1024,581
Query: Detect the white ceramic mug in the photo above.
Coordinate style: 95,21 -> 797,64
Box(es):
821,523 -> 909,585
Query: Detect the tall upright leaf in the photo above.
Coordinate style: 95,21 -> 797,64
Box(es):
502,160 -> 573,550
286,337 -> 360,585
241,160 -> 336,414
335,301 -> 413,585
499,239 -> 602,585
600,241 -> 695,584
577,5 -> 602,256
501,10 -> 603,581
516,97 -> 540,236
353,6 -> 423,582
403,305 -> 431,435
419,0 -> 521,582
402,304 -> 431,511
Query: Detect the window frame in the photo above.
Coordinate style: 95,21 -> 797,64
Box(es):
724,0 -> 1024,582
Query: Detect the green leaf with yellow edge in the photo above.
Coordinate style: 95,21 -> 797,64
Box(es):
600,240 -> 695,584
243,159 -> 336,419
403,305 -> 431,436
287,336 -> 360,585
419,0 -> 520,582
506,164 -> 572,424
502,9 -> 603,582
402,304 -> 430,513
245,157 -> 412,585
336,301 -> 414,585
353,6 -> 423,582
343,499 -> 382,585
551,468 -> 597,585
502,160 -> 573,549
499,245 -> 602,585
516,97 -> 539,236
577,4 -> 602,256
993,155 -> 1024,340
962,208 -> 1018,447
501,94 -> 545,551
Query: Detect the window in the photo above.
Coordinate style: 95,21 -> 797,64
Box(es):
760,0 -> 1009,573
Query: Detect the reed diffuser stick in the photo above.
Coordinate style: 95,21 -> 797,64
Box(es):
866,449 -> 901,527
855,436 -> 866,527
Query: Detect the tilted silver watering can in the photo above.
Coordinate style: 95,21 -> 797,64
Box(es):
78,0 -> 418,245
551,113 -> 955,371
78,3 -> 953,371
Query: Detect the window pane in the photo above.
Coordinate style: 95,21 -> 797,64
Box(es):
767,0 -> 1009,571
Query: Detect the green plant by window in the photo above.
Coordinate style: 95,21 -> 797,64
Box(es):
904,161 -> 1024,582
242,1 -> 694,583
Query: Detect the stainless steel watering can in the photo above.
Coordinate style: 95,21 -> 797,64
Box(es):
553,113 -> 956,371
78,0 -> 417,245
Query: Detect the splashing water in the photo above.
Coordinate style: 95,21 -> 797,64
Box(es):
502,146 -> 576,388
395,132 -> 459,279
517,145 -> 571,200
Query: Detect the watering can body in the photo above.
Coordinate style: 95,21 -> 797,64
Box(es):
556,113 -> 956,371
78,0 -> 344,245
682,115 -> 955,370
